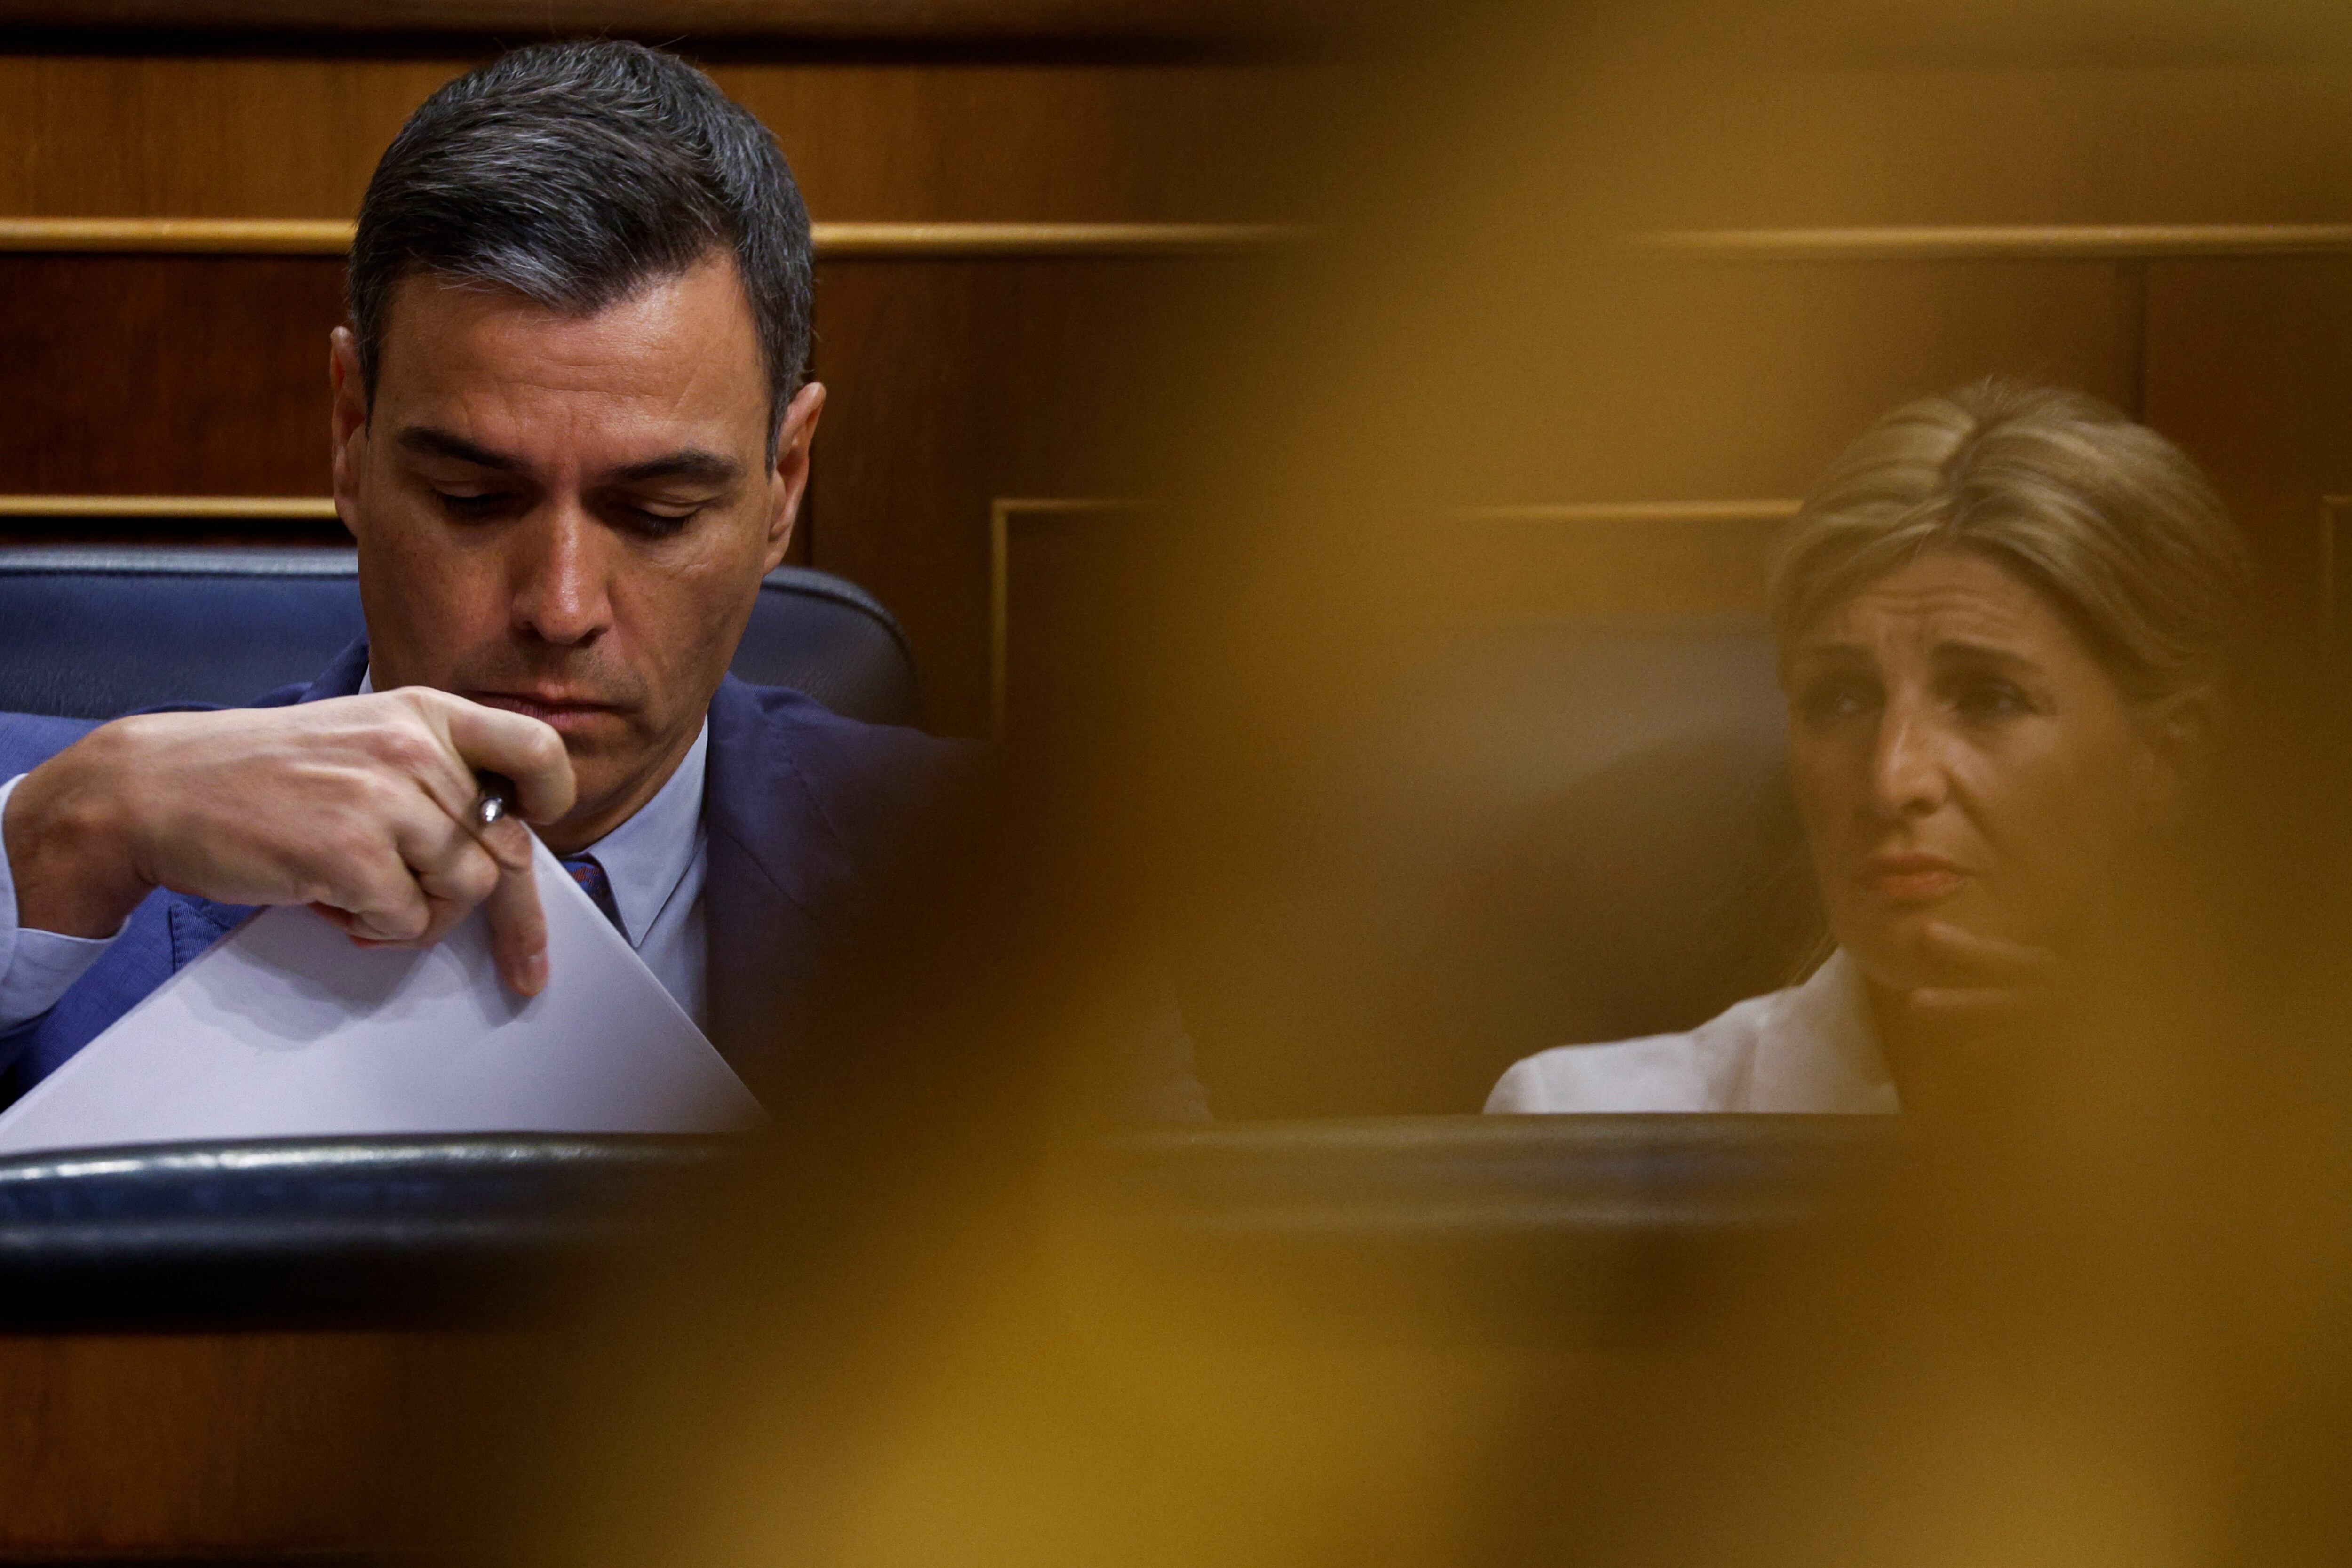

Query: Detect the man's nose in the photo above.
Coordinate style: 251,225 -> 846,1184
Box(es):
1867,703 -> 1948,819
509,504 -> 613,647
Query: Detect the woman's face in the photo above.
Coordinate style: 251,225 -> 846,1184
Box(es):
1784,549 -> 2166,993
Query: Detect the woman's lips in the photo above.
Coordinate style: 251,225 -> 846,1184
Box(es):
1862,853 -> 1967,902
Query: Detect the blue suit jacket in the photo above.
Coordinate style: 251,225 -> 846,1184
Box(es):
0,641 -> 964,1104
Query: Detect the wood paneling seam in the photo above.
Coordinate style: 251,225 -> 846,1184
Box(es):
989,496 -> 1147,738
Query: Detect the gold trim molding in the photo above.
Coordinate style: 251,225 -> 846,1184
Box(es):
20,218 -> 2352,263
2322,496 -> 2351,625
0,218 -> 352,254
1461,500 -> 1798,525
819,222 -> 1309,258
0,218 -> 1310,259
19,218 -> 2352,263
1635,224 -> 2352,262
0,494 -> 339,520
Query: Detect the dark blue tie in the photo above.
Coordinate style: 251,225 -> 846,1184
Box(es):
559,854 -> 625,935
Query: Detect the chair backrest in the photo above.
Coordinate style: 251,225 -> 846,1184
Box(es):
0,547 -> 923,728
1184,615 -> 1819,1117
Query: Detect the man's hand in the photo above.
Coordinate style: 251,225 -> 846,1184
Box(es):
2,690 -> 574,995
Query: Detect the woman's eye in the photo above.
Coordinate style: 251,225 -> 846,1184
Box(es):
1954,679 -> 2031,721
1798,680 -> 1875,724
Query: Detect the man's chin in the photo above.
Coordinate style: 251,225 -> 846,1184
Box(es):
551,726 -> 699,836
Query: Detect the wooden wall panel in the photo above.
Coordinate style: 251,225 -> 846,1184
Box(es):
1446,258 -> 2135,509
0,0 -> 1309,40
1625,65 -> 2352,233
809,253 -> 1266,733
0,55 -> 1326,223
0,254 -> 342,497
0,55 -> 465,217
714,63 -> 1327,223
24,54 -> 2352,234
2142,257 -> 2352,623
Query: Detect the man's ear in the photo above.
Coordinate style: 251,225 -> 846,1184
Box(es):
763,380 -> 826,573
328,326 -> 370,543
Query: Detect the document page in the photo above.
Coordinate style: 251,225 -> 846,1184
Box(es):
0,838 -> 763,1156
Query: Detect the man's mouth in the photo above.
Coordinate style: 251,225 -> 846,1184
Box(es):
466,691 -> 623,733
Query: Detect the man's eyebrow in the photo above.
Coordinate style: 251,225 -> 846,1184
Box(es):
606,449 -> 743,486
397,426 -> 524,473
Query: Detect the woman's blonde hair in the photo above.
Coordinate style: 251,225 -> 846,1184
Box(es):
1767,377 -> 2248,706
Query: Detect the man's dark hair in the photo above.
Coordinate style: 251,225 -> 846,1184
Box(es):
349,40 -> 813,451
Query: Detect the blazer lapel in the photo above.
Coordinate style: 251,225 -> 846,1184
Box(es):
699,677 -> 858,1090
293,639 -> 371,705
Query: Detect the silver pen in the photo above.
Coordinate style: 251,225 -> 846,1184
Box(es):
472,770 -> 518,829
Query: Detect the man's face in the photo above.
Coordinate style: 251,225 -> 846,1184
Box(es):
330,254 -> 823,852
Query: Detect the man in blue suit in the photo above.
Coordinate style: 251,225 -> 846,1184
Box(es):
0,43 -> 1165,1113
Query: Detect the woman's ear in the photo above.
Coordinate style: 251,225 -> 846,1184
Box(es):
2137,685 -> 2221,828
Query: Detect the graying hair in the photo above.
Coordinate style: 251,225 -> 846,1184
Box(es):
349,40 -> 813,456
1768,377 -> 2248,706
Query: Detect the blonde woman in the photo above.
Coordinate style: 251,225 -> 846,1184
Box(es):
1487,378 -> 2247,1114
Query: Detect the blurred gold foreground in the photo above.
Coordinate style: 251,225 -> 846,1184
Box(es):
422,5 -> 2352,1565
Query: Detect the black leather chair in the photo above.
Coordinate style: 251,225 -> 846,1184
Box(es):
0,546 -> 923,728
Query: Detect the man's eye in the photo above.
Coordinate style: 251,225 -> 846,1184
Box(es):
436,491 -> 515,520
626,506 -> 704,535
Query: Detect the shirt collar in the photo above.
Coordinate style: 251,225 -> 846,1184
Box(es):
359,666 -> 708,947
1747,949 -> 1902,1113
576,723 -> 708,946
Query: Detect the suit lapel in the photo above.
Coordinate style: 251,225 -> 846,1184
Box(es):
699,677 -> 858,1089
292,639 -> 371,705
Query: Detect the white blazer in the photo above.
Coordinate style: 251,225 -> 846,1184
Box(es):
1485,950 -> 1900,1114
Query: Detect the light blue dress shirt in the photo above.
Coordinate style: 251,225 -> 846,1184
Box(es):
0,770 -> 117,1030
0,678 -> 713,1032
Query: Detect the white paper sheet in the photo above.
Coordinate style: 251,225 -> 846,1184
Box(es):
0,837 -> 763,1155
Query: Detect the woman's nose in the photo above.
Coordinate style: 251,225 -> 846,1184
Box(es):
1867,709 -> 1948,818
